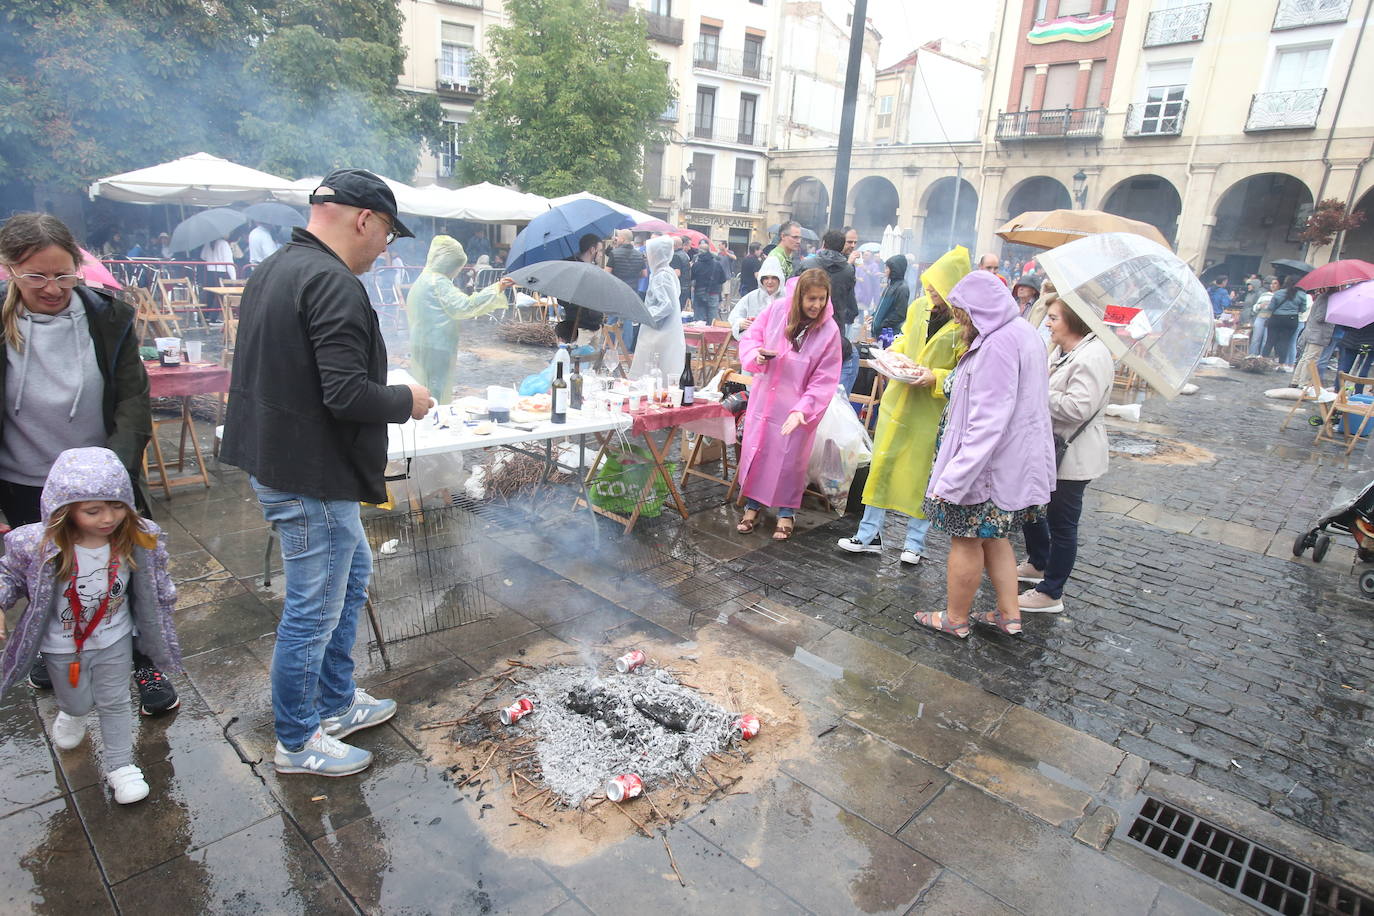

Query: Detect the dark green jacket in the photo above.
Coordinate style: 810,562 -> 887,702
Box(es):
0,285 -> 152,514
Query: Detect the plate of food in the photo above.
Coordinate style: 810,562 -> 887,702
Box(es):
870,349 -> 923,382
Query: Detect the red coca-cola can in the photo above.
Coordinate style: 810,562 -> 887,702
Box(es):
615,649 -> 646,674
499,697 -> 535,725
605,773 -> 643,802
732,714 -> 760,740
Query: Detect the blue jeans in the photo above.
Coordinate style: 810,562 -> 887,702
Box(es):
1022,477 -> 1089,599
1248,315 -> 1267,355
693,293 -> 721,324
855,503 -> 930,554
1287,322 -> 1304,366
745,497 -> 793,518
1340,345 -> 1373,393
252,478 -> 372,750
839,347 -> 860,396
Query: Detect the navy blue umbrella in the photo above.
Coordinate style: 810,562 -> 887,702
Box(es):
506,199 -> 634,271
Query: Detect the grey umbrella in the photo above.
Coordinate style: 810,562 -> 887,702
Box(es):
505,260 -> 653,324
243,201 -> 306,228
169,207 -> 245,254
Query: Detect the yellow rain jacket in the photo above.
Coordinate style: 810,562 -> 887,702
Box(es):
860,246 -> 972,517
405,235 -> 507,401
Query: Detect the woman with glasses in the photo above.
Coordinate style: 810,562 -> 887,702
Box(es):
0,212 -> 170,709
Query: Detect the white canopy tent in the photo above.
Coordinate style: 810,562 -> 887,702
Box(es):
274,177 -> 549,223
547,191 -> 653,226
89,152 -> 296,206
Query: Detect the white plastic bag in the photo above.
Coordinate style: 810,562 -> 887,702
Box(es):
807,388 -> 873,508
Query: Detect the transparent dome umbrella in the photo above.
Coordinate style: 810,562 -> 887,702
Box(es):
1038,232 -> 1213,399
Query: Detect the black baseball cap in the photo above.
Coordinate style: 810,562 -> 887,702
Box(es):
309,168 -> 414,239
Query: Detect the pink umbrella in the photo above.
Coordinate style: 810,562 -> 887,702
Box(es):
632,218 -> 678,234
0,247 -> 122,290
1327,279 -> 1374,329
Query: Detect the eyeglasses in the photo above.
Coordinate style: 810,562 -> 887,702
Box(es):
11,273 -> 82,289
786,234 -> 802,241
369,212 -> 399,245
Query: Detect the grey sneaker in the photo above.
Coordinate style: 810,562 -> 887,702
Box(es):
274,727 -> 373,777
837,533 -> 882,554
321,688 -> 396,739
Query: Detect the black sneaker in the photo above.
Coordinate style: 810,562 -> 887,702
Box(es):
134,666 -> 180,716
27,657 -> 52,690
836,533 -> 883,554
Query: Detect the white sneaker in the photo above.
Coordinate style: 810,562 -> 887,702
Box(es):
52,711 -> 87,750
1016,561 -> 1044,584
1018,589 -> 1065,614
106,765 -> 150,804
900,550 -> 922,565
274,727 -> 373,777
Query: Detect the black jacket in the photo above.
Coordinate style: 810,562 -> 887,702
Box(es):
691,252 -> 727,296
220,229 -> 413,504
606,244 -> 646,289
739,254 -> 762,295
800,248 -> 857,359
0,285 -> 152,515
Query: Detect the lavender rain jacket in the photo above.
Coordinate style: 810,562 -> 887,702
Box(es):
926,271 -> 1056,512
0,447 -> 181,694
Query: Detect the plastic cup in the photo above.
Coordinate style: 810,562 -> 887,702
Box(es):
185,340 -> 203,363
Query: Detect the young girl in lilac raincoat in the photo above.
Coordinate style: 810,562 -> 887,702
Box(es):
0,447 -> 181,804
917,271 -> 1056,639
735,268 -> 843,540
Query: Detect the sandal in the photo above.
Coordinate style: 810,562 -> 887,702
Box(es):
970,609 -> 1023,636
913,611 -> 970,640
737,510 -> 760,534
772,518 -> 795,541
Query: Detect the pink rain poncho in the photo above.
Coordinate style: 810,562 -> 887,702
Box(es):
736,277 -> 843,509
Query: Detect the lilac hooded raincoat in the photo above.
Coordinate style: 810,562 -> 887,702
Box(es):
926,271 -> 1056,512
0,447 -> 181,694
736,276 -> 843,509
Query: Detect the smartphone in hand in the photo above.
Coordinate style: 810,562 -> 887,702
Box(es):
758,348 -> 776,361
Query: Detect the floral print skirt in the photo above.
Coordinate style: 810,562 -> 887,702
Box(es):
922,496 -> 1045,539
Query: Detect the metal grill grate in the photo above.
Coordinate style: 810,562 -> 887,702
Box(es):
1312,876 -> 1374,916
1124,797 -> 1311,916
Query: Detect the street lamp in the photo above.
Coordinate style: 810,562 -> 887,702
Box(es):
1072,169 -> 1088,209
671,163 -> 695,227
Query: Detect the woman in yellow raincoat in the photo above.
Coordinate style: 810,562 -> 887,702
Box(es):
405,235 -> 513,402
836,246 -> 972,563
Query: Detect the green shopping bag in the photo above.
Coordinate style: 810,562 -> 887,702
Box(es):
589,444 -> 677,518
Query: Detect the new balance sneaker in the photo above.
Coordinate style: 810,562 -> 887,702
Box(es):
322,688 -> 397,739
134,665 -> 180,716
836,533 -> 883,554
52,711 -> 87,750
1015,562 -> 1045,585
275,727 -> 373,777
106,765 -> 150,804
1018,589 -> 1065,614
27,657 -> 52,690
900,550 -> 922,565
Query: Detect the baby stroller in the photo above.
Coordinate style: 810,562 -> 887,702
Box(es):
1294,477 -> 1374,596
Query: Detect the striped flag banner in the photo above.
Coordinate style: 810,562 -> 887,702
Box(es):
1027,12 -> 1115,44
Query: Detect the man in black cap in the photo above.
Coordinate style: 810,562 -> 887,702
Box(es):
222,168 -> 431,778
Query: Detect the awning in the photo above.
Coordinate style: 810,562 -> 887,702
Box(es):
89,152 -> 296,206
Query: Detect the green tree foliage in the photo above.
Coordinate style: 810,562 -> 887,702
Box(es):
460,0 -> 673,206
0,0 -> 437,190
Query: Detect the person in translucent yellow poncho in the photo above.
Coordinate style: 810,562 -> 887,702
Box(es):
836,246 -> 972,564
405,236 -> 513,403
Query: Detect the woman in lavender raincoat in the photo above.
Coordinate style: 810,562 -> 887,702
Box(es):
916,270 -> 1056,639
735,269 -> 843,540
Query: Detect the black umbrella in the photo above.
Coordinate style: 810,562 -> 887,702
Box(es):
244,201 -> 306,228
1272,258 -> 1315,276
505,260 -> 653,324
765,223 -> 821,242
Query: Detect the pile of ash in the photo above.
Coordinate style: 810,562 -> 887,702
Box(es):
516,664 -> 739,806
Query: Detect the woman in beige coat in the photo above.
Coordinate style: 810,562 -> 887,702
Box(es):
1016,299 -> 1113,614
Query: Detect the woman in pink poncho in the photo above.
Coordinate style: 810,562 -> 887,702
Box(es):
735,268 -> 843,540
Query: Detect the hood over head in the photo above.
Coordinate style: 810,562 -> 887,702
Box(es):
756,258 -> 786,291
646,235 -> 674,272
885,255 -> 908,281
921,246 -> 971,304
40,447 -> 135,524
424,235 -> 467,273
948,269 -> 1019,338
1011,274 -> 1042,296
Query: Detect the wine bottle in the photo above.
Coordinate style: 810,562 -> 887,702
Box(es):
679,360 -> 695,406
551,361 -> 568,424
570,358 -> 583,411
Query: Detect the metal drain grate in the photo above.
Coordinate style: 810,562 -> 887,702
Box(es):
1312,876 -> 1374,916
1124,797 -> 1311,916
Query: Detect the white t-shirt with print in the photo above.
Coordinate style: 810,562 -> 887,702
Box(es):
41,544 -> 133,655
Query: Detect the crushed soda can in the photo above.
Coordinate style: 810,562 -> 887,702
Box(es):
605,773 -> 644,802
732,714 -> 761,740
615,649 -> 646,674
499,697 -> 535,725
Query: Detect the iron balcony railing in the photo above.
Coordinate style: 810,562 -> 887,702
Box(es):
645,177 -> 679,201
995,107 -> 1106,141
1273,0 -> 1351,29
690,116 -> 765,146
436,56 -> 480,96
1245,88 -> 1326,130
1144,2 -> 1210,46
686,184 -> 764,214
661,99 -> 680,122
437,0 -> 483,8
604,0 -> 684,44
693,42 -> 772,81
1125,100 -> 1188,136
